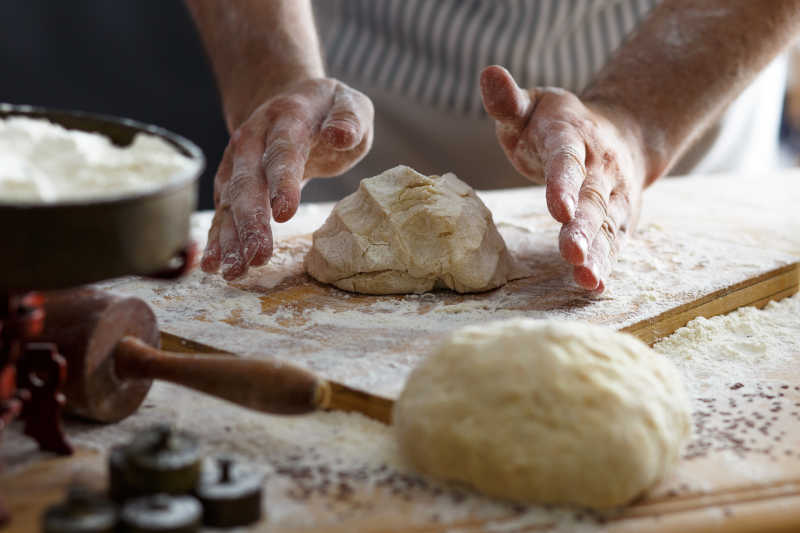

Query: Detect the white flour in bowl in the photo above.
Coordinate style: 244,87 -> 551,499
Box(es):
0,115 -> 198,203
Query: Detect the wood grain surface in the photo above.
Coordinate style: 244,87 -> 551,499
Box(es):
2,172 -> 799,532
91,177 -> 799,402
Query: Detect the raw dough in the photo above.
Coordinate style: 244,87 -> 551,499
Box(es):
304,165 -> 514,294
393,318 -> 692,509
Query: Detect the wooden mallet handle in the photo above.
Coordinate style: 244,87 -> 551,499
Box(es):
113,337 -> 331,415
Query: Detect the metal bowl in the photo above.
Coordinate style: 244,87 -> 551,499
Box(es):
0,105 -> 205,290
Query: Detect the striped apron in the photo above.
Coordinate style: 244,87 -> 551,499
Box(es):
301,0 -> 786,201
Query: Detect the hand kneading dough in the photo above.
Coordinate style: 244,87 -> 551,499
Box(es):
394,319 -> 692,509
304,165 -> 514,294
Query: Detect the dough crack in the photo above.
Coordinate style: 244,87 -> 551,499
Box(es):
305,165 -> 515,295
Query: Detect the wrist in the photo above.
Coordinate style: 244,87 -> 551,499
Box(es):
583,93 -> 661,187
221,62 -> 325,131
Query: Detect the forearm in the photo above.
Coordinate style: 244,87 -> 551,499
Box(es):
185,0 -> 325,130
583,0 -> 800,185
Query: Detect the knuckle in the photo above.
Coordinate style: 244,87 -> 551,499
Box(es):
264,95 -> 309,123
602,220 -> 623,256
228,124 -> 260,155
222,171 -> 256,204
556,144 -> 583,161
536,119 -> 572,138
269,94 -> 306,112
536,121 -> 585,159
228,169 -> 254,189
600,218 -> 618,243
262,139 -> 297,174
573,112 -> 598,132
599,150 -> 620,173
228,129 -> 244,152
229,128 -> 243,147
552,149 -> 586,180
236,212 -> 268,242
594,218 -> 622,262
609,190 -> 632,234
579,184 -> 609,215
213,164 -> 230,204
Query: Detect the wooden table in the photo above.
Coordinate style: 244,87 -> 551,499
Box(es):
2,170 -> 799,532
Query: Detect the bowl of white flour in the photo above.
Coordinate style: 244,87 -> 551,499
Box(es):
0,104 -> 205,289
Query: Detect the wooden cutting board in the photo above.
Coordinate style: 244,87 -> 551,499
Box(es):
2,171 -> 800,533
94,173 -> 799,404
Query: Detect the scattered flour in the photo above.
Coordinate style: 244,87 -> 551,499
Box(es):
654,295 -> 800,395
0,115 -> 198,203
4,173 -> 798,530
97,205 -> 796,399
654,294 -> 800,465
4,293 -> 798,531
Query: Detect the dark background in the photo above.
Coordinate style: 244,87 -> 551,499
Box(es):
1,1 -> 225,209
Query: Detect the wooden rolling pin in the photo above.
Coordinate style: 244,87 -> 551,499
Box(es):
39,288 -> 391,424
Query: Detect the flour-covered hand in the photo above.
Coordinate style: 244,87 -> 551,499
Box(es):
201,78 -> 374,280
480,65 -> 646,292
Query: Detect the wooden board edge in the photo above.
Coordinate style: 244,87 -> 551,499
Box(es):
622,479 -> 800,517
159,263 -> 799,426
605,492 -> 800,533
621,262 -> 799,345
327,382 -> 394,424
247,487 -> 800,533
350,480 -> 800,533
160,331 -> 232,355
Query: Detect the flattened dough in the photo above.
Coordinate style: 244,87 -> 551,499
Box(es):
304,165 -> 514,294
394,319 -> 692,508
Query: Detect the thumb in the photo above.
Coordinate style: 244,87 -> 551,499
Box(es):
480,65 -> 532,129
321,83 -> 374,151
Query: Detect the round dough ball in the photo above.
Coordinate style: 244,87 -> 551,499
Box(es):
393,319 -> 691,509
304,165 -> 514,294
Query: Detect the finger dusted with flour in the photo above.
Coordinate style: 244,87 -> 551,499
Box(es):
480,1 -> 800,293
481,65 -> 645,292
186,0 -> 375,279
